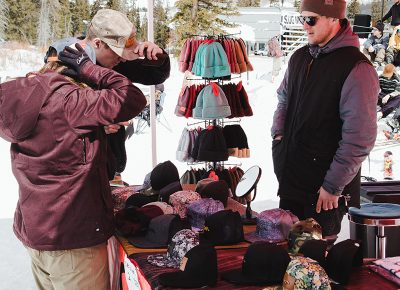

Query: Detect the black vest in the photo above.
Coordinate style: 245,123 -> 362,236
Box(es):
275,46 -> 369,206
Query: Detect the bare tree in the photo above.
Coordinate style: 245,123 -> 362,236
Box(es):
37,0 -> 51,48
0,0 -> 8,39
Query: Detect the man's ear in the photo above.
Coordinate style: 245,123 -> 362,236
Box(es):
92,38 -> 102,49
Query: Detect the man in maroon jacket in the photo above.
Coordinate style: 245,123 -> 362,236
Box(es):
0,9 -> 170,290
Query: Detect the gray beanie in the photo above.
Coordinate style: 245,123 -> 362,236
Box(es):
193,83 -> 231,120
301,0 -> 346,19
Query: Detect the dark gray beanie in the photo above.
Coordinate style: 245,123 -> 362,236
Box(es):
301,0 -> 346,19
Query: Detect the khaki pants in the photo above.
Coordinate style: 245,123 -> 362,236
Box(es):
26,243 -> 110,290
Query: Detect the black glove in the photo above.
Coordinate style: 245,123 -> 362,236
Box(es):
58,43 -> 91,79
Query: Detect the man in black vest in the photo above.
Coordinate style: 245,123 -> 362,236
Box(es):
271,0 -> 379,241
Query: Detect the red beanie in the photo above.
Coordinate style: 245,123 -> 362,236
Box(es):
301,0 -> 346,19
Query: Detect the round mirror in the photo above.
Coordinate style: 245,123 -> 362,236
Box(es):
235,166 -> 262,201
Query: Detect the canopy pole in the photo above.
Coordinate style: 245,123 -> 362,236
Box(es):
147,0 -> 157,168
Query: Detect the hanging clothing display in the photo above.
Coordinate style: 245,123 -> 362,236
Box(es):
178,37 -> 253,75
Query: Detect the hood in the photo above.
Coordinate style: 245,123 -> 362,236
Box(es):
308,19 -> 360,59
0,76 -> 49,143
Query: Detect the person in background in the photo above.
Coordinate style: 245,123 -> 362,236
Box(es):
362,21 -> 389,67
271,0 -> 379,243
0,9 -> 169,290
377,64 -> 400,118
381,0 -> 400,29
386,25 -> 400,65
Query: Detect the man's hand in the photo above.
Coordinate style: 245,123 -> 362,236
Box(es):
315,186 -> 339,213
133,41 -> 163,60
368,46 -> 375,53
58,43 -> 91,78
104,121 -> 129,134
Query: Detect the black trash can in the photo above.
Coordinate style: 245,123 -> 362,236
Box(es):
349,218 -> 400,258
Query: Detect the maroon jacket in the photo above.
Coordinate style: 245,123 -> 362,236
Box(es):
0,63 -> 146,250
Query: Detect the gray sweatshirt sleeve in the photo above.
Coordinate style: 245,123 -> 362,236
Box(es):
271,65 -> 289,138
322,61 -> 379,195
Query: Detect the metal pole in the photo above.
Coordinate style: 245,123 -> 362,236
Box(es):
147,0 -> 157,168
376,226 -> 386,259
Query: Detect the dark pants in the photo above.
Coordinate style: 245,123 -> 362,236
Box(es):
279,196 -> 347,237
382,95 -> 400,118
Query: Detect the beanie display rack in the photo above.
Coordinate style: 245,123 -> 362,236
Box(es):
175,33 -> 253,205
178,34 -> 254,77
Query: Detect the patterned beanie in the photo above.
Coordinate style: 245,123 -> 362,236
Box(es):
301,0 -> 346,19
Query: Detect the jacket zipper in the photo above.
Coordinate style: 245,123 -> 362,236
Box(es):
81,136 -> 86,163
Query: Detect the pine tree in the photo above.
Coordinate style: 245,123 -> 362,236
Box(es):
371,0 -> 382,24
0,0 -> 8,39
106,0 -> 122,10
5,0 -> 40,44
154,0 -> 169,48
71,0 -> 90,37
294,0 -> 300,12
53,0 -> 72,39
90,0 -> 107,18
171,0 -> 239,56
269,0 -> 279,7
347,0 -> 361,21
236,0 -> 260,7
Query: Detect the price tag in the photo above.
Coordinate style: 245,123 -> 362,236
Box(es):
124,254 -> 141,290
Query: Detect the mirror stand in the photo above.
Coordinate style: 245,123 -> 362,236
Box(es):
242,185 -> 257,225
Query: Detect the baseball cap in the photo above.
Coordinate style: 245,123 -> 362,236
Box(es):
283,256 -> 331,290
158,244 -> 218,288
146,229 -> 199,268
89,9 -> 139,60
45,37 -> 96,63
222,242 -> 290,286
245,208 -> 299,243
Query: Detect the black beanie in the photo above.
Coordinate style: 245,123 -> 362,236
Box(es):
301,0 -> 346,19
197,126 -> 228,162
150,161 -> 180,190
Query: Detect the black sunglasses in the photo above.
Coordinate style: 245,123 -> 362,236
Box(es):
298,16 -> 319,26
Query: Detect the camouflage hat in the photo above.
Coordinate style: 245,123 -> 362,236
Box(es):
288,218 -> 323,254
147,229 -> 199,268
283,256 -> 331,290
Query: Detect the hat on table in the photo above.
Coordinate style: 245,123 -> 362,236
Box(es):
150,160 -> 180,191
142,201 -> 174,214
147,229 -> 199,268
283,256 -> 331,290
245,208 -> 299,243
200,209 -> 244,245
195,179 -> 230,207
222,241 -> 290,286
158,244 -> 218,288
288,218 -> 323,253
128,214 -> 190,248
169,190 -> 201,219
187,198 -> 224,229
